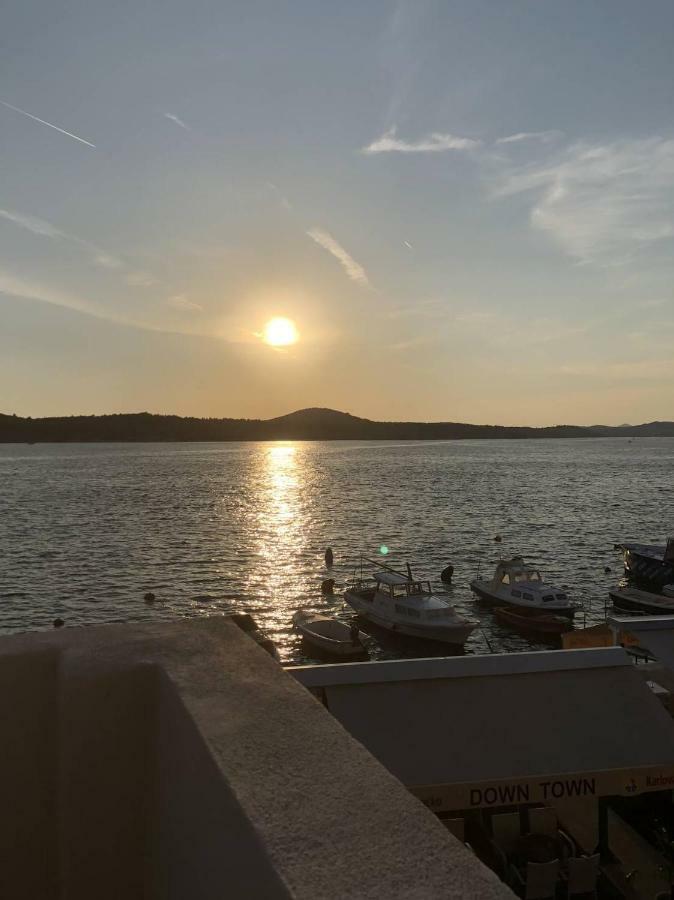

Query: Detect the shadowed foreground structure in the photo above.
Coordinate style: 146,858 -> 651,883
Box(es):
0,617 -> 511,899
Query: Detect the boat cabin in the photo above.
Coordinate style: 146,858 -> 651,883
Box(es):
374,571 -> 432,597
370,571 -> 457,621
494,557 -> 541,586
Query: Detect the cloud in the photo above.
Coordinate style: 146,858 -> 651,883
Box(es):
361,126 -> 481,154
0,268 -> 98,317
0,209 -> 66,239
168,294 -> 203,312
126,271 -> 158,287
0,207 -> 123,269
164,112 -> 190,131
0,266 -> 206,335
265,181 -> 293,211
451,308 -> 591,347
496,131 -> 561,146
93,252 -> 123,269
560,358 -> 674,381
0,99 -> 95,148
495,137 -> 674,264
306,228 -> 371,287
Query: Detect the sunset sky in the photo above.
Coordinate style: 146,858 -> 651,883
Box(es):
2,0 -> 673,425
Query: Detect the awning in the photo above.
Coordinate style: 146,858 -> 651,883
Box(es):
292,648 -> 674,812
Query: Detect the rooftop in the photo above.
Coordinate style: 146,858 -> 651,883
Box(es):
0,616 -> 511,899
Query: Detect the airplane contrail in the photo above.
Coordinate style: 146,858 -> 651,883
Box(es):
0,99 -> 96,148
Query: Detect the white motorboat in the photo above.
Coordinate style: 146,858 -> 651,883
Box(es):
292,610 -> 369,659
344,563 -> 476,646
470,557 -> 579,619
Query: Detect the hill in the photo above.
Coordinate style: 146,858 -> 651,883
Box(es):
1,408 -> 674,442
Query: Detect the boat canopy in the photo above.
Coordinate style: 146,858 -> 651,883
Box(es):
495,557 -> 542,584
374,571 -> 412,586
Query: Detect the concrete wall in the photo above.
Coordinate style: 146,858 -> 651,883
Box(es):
0,617 -> 513,899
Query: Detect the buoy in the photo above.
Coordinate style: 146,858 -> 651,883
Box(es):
494,535 -> 502,543
324,547 -> 334,568
144,592 -> 156,604
441,564 -> 454,584
321,578 -> 335,595
604,566 -> 611,574
53,618 -> 64,628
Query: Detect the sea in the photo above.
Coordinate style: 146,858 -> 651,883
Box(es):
2,438 -> 673,664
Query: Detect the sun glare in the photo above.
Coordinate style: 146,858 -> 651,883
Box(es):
263,317 -> 299,347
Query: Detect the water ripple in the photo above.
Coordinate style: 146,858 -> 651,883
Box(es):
1,438 -> 672,662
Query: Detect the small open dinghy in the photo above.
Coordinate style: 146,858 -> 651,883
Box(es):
292,610 -> 369,659
493,606 -> 573,635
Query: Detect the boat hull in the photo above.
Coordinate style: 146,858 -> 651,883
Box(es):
609,588 -> 674,616
493,607 -> 572,635
616,543 -> 674,589
470,581 -> 577,619
344,591 -> 476,646
292,612 -> 368,659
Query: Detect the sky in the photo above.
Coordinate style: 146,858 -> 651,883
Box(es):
1,0 -> 674,426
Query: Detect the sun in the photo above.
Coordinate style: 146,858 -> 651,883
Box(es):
263,317 -> 299,347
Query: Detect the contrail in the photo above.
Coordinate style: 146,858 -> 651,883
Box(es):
0,99 -> 96,148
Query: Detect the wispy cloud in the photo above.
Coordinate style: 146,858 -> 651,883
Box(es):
168,294 -> 202,311
126,271 -> 158,287
495,137 -> 674,264
0,266 -> 200,335
560,358 -> 674,381
0,209 -> 66,239
0,207 -> 123,269
496,131 -> 561,146
0,99 -> 95,148
265,181 -> 293,211
93,253 -> 123,269
0,268 -> 98,318
387,298 -> 450,320
361,126 -> 481,154
307,228 -> 371,287
164,112 -> 190,131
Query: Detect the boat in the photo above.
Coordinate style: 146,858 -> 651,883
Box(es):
493,606 -> 573,635
469,557 -> 579,619
292,610 -> 369,659
343,561 -> 476,647
614,538 -> 674,588
609,586 -> 674,616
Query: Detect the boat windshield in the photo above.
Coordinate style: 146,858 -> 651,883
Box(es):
408,581 -> 428,595
391,581 -> 428,597
512,571 -> 541,583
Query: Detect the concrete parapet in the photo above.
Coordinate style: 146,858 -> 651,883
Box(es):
0,617 -> 512,899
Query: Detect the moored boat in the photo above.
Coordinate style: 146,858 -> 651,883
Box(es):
609,586 -> 674,616
470,557 -> 579,619
614,538 -> 674,588
493,606 -> 573,635
344,561 -> 476,647
292,610 -> 368,659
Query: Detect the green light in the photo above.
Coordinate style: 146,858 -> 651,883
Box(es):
379,544 -> 389,555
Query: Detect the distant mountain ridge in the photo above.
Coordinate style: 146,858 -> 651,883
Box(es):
1,407 -> 674,442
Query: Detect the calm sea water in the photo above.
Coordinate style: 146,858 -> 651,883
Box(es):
1,438 -> 673,663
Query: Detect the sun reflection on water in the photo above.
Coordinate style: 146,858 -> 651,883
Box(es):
242,443 -> 316,654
